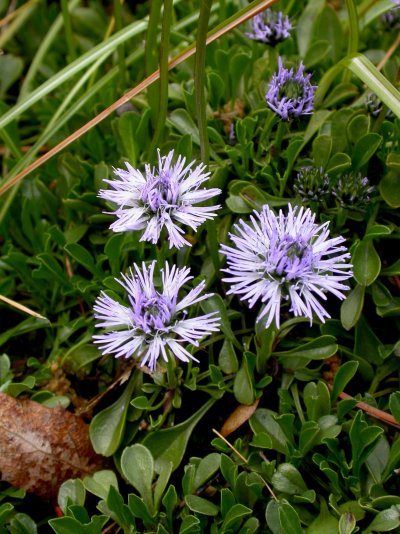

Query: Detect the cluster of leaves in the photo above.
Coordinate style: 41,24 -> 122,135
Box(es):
1,0 -> 400,532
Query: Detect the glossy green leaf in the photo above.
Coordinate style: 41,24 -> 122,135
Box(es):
184,495 -> 219,516
312,134 -> 332,169
58,479 -> 86,514
352,239 -> 381,286
274,335 -> 338,360
89,373 -> 138,456
364,506 -> 400,533
352,133 -> 382,170
341,284 -> 365,330
83,470 -> 119,500
121,444 -> 154,512
272,463 -> 307,495
192,453 -> 220,492
307,498 -> 339,533
380,171 -> 400,208
389,392 -> 400,423
143,398 -> 216,472
331,361 -> 359,401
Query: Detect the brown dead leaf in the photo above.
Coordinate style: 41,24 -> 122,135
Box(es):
220,398 -> 260,437
0,393 -> 105,499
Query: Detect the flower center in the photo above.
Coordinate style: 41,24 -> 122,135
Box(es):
279,80 -> 303,101
141,171 -> 179,213
133,292 -> 173,334
266,235 -> 313,282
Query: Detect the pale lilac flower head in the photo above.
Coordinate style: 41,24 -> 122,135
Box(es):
246,9 -> 292,45
265,58 -> 317,120
93,261 -> 220,371
99,149 -> 221,249
221,204 -> 353,329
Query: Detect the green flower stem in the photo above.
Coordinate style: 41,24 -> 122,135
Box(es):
256,112 -> 278,158
195,0 -> 212,163
145,0 -> 163,128
60,0 -> 77,61
150,0 -> 174,157
343,0 -> 359,82
113,0 -> 127,87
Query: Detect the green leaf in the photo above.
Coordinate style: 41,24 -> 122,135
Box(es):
331,361 -> 359,401
0,54 -> 24,98
304,40 -> 332,69
143,397 -> 216,472
218,339 -> 238,374
49,515 -> 108,534
349,411 -> 383,477
389,392 -> 400,423
345,54 -> 400,118
304,381 -> 331,421
250,409 -> 289,455
121,444 -> 154,513
221,503 -> 252,531
116,112 -> 140,166
352,133 -> 382,171
169,109 -> 199,145
347,114 -> 370,144
83,470 -> 119,500
278,501 -> 303,534
184,495 -> 219,516
233,354 -> 255,405
352,239 -> 381,286
365,506 -> 400,533
64,243 -> 101,277
341,284 -> 365,330
274,335 -> 338,360
58,479 -> 86,514
179,515 -> 201,534
312,134 -> 332,169
296,0 -> 325,57
201,294 -> 236,344
326,152 -> 352,176
307,498 -> 339,533
89,373 -> 138,456
272,464 -> 308,495
380,171 -> 400,208
192,453 -> 220,492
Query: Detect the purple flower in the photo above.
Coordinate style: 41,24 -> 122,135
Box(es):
265,58 -> 317,120
93,261 -> 220,371
246,9 -> 292,45
221,204 -> 352,329
99,149 -> 221,249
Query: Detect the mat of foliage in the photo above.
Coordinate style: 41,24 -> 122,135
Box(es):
1,0 -> 400,532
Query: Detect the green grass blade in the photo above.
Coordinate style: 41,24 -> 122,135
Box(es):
344,54 -> 400,117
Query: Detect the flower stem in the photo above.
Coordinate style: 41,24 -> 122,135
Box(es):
60,0 -> 76,61
194,0 -> 212,163
150,0 -> 174,156
113,0 -> 126,88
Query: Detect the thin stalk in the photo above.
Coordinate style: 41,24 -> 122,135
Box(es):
60,0 -> 76,61
150,0 -> 174,156
113,0 -> 126,87
343,0 -> 359,82
0,0 -> 277,196
145,0 -> 163,127
194,0 -> 212,162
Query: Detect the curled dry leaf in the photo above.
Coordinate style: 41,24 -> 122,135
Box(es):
0,393 -> 105,499
220,398 -> 260,437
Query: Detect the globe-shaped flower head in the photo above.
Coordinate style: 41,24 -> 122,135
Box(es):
93,261 -> 220,371
266,58 -> 317,120
99,149 -> 221,249
246,9 -> 292,45
221,204 -> 353,328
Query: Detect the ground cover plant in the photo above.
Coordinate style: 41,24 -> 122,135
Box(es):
1,0 -> 400,531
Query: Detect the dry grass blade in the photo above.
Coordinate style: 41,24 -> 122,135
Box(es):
0,0 -> 276,197
0,294 -> 47,320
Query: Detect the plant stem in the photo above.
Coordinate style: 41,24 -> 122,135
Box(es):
113,0 -> 126,87
150,0 -> 174,156
60,0 -> 76,61
194,0 -> 212,163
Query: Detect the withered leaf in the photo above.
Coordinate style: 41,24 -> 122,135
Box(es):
220,398 -> 260,437
0,393 -> 105,499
